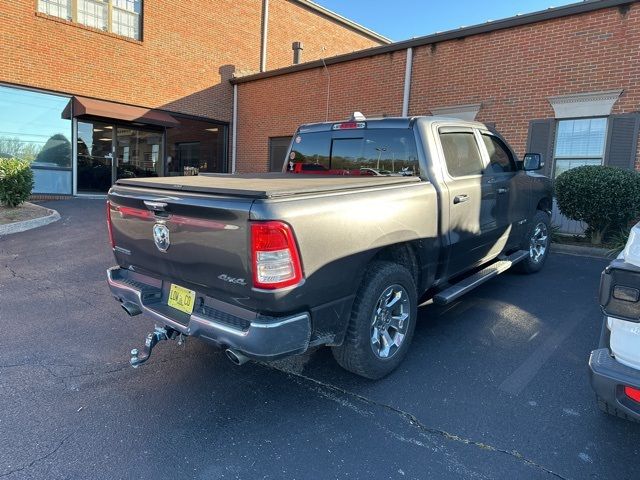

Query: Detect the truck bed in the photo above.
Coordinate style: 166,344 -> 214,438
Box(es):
116,173 -> 421,199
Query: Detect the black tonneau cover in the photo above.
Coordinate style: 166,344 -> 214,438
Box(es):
116,173 -> 421,199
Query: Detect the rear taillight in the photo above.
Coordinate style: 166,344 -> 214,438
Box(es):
106,200 -> 115,248
251,221 -> 303,289
624,386 -> 640,403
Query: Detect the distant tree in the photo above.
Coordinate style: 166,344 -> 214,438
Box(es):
35,134 -> 71,167
0,137 -> 42,162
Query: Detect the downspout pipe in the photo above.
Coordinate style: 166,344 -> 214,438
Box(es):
231,83 -> 238,173
260,0 -> 269,72
402,47 -> 413,117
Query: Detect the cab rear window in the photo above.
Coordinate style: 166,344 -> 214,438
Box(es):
287,128 -> 419,176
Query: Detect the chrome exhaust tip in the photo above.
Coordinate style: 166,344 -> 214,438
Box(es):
225,349 -> 249,366
121,301 -> 142,317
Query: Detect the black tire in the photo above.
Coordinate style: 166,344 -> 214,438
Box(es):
514,210 -> 551,274
596,395 -> 639,423
332,261 -> 417,380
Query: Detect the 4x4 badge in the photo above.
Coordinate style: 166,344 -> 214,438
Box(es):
153,223 -> 170,252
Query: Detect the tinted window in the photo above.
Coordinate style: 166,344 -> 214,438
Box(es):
289,132 -> 330,168
482,134 -> 516,173
439,131 -> 483,177
166,116 -> 226,175
289,128 -> 419,176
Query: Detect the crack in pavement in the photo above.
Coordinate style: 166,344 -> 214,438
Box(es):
266,365 -> 569,480
0,433 -> 73,478
1,349 -> 222,382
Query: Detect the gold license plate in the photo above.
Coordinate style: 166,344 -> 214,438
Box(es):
168,284 -> 196,315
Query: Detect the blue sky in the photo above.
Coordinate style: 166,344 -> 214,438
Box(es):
314,0 -> 579,41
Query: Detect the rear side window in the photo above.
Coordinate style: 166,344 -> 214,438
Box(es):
482,134 -> 516,173
439,131 -> 483,177
289,128 -> 419,176
289,132 -> 330,167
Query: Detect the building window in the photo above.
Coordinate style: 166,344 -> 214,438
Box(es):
38,0 -> 143,40
0,85 -> 72,194
38,0 -> 71,19
166,117 -> 227,175
553,118 -> 607,178
112,0 -> 141,39
78,0 -> 108,31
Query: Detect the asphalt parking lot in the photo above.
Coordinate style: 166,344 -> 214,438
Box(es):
1,198 -> 639,479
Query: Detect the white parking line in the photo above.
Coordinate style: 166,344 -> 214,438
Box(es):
499,304 -> 593,395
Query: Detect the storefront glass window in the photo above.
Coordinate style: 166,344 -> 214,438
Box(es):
166,117 -> 226,175
116,127 -> 163,180
0,85 -> 72,194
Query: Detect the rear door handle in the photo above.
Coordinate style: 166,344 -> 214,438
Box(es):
453,194 -> 469,204
497,188 -> 509,194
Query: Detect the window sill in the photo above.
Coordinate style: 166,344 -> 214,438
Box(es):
35,12 -> 143,45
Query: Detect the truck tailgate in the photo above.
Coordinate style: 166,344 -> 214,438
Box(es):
108,185 -> 253,300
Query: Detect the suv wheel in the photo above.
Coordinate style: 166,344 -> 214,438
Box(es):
514,210 -> 551,274
332,261 -> 417,379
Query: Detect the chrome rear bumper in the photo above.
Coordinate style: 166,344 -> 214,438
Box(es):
107,266 -> 311,360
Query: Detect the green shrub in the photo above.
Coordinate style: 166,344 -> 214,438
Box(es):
0,158 -> 34,208
555,165 -> 640,245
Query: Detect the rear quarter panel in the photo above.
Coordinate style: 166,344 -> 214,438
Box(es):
249,182 -> 440,317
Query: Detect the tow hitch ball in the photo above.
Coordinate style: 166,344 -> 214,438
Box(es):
130,326 -> 181,368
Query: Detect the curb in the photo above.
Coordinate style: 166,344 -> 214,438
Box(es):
0,205 -> 61,236
551,242 -> 613,259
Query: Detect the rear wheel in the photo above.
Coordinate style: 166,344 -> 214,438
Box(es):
514,210 -> 551,274
332,261 -> 417,379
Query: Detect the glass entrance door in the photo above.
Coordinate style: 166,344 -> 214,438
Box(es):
116,127 -> 164,181
76,120 -> 164,193
77,121 -> 114,193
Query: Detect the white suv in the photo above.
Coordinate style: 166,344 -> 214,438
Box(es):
590,222 -> 640,422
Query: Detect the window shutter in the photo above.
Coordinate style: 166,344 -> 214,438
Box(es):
526,119 -> 556,177
604,113 -> 640,171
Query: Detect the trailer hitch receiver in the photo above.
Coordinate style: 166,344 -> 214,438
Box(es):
130,326 -> 179,368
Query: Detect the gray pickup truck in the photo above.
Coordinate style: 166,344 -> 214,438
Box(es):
107,114 -> 552,379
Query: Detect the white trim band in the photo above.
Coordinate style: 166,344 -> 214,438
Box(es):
430,103 -> 482,121
548,90 -> 623,119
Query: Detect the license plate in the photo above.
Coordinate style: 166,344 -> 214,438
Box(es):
168,284 -> 196,315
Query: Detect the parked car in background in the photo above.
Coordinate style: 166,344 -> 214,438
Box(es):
590,222 -> 640,422
106,114 -> 552,379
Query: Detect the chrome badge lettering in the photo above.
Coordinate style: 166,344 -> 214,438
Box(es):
218,274 -> 247,286
153,223 -> 170,252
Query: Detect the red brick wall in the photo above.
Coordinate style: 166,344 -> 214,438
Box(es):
0,0 -> 383,123
236,3 -> 640,171
266,0 -> 383,69
409,5 -> 640,156
235,50 -> 407,172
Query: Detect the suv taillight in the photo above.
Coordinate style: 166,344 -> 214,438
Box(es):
106,200 -> 115,248
251,221 -> 303,289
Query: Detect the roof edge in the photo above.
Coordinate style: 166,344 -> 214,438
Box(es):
290,0 -> 392,44
234,0 -> 636,85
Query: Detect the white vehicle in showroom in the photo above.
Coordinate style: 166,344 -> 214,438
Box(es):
590,222 -> 640,422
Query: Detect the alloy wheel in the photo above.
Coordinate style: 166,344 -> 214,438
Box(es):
529,222 -> 549,263
370,284 -> 411,359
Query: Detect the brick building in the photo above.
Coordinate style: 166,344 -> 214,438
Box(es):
232,0 -> 640,231
0,0 -> 387,194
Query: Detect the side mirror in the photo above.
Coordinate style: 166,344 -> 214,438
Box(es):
523,153 -> 544,171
